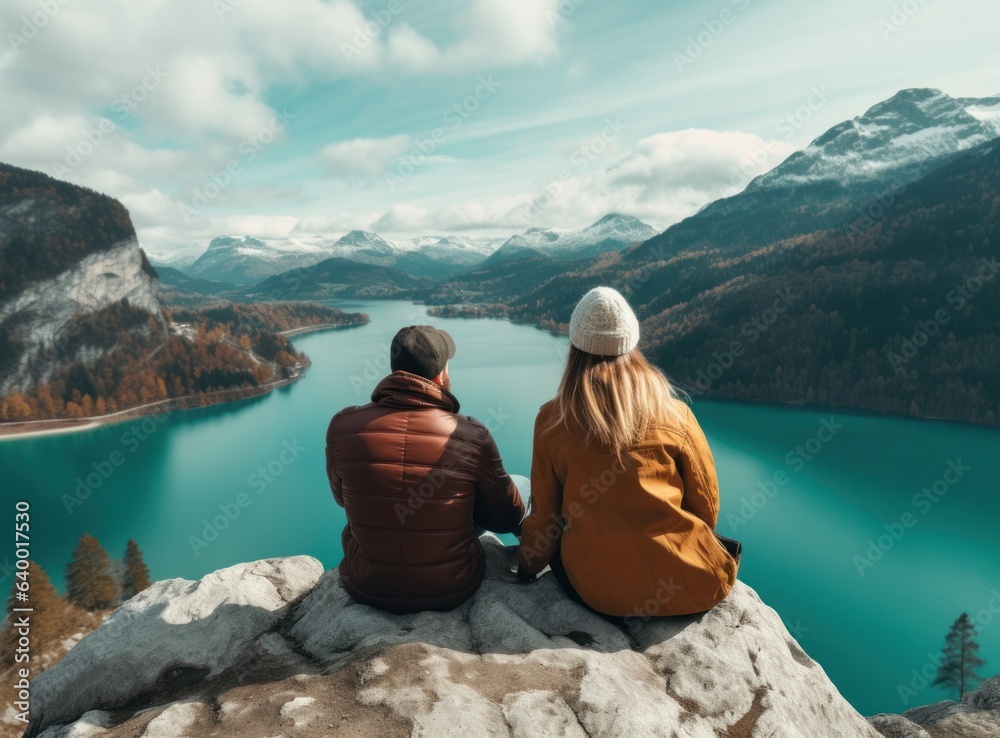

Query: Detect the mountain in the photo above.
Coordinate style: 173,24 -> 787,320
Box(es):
628,137 -> 1000,423
23,537 -> 883,737
752,87 -> 1000,191
426,90 -> 1000,425
181,215 -> 654,286
144,243 -> 204,272
393,235 -> 505,278
428,249 -> 565,313
485,214 -> 657,265
185,230 -> 401,284
154,266 -> 236,295
0,163 -> 369,425
244,257 -> 432,301
629,88 -> 1000,265
0,162 -> 165,396
184,231 -> 506,284
186,235 -> 342,284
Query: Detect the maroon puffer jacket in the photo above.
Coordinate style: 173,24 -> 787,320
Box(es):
325,370 -> 525,613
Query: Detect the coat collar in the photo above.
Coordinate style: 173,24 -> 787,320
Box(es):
371,370 -> 460,413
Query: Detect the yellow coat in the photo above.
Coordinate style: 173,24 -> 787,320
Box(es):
517,399 -> 738,617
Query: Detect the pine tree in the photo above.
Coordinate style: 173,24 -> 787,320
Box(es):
65,533 -> 119,611
1,561 -> 70,665
120,539 -> 152,600
933,613 -> 986,700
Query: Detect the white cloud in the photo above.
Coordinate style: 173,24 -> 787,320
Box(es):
0,0 -> 562,145
372,197 -> 533,232
365,128 -> 794,235
0,0 -> 571,257
319,135 -> 413,177
291,213 -> 382,236
218,215 -> 302,239
607,129 -> 795,209
566,60 -> 591,83
384,0 -> 561,74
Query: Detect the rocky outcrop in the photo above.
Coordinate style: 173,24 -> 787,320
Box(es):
25,535 -> 889,738
0,238 -> 164,394
868,675 -> 1000,738
25,556 -> 323,736
0,162 -> 165,395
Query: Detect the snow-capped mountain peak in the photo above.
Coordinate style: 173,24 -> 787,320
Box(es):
751,88 -> 1000,191
487,214 -> 657,264
334,230 -> 393,253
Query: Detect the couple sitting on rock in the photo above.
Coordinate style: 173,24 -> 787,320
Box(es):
325,287 -> 739,620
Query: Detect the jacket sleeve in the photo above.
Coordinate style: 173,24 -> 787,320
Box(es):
325,417 -> 344,508
676,410 -> 720,528
516,409 -> 564,575
472,426 -> 525,533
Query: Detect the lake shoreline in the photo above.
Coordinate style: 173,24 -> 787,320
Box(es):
0,372 -> 303,442
688,393 -> 1000,432
0,320 -> 372,442
278,321 -> 367,337
425,302 -> 999,431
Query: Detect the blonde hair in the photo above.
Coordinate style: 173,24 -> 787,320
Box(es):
548,345 -> 688,459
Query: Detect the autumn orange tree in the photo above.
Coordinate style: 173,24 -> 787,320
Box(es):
0,561 -> 71,666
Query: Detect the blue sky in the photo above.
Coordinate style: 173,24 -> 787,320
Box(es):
0,0 -> 996,259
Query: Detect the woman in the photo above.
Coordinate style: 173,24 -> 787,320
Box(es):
515,286 -> 738,619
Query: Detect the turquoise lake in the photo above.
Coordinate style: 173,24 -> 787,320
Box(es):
1,299 -> 997,716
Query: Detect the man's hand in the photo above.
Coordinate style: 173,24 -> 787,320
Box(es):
516,564 -> 538,584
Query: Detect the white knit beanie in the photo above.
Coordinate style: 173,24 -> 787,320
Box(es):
568,287 -> 640,356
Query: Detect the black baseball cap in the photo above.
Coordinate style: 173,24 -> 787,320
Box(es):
390,325 -> 456,380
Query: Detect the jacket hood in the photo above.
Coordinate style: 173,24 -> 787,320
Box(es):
371,370 -> 461,413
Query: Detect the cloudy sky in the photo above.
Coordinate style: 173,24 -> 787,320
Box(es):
1,0 -> 996,260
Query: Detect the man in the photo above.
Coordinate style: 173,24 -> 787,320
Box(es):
325,325 -> 527,614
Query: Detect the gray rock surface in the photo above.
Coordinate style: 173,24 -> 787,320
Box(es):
30,536 -> 893,737
868,674 -> 1000,738
0,238 -> 164,394
28,556 -> 323,737
867,713 -> 934,738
